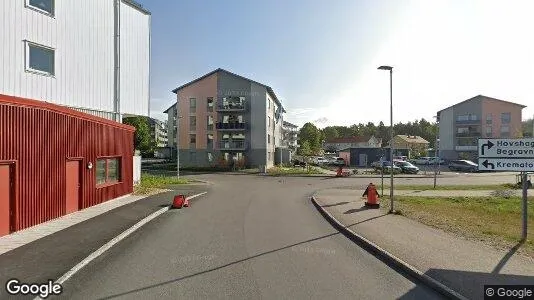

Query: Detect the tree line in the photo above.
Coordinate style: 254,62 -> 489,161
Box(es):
297,118 -> 534,156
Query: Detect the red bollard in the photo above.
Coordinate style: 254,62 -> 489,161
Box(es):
172,195 -> 186,209
363,183 -> 380,208
336,165 -> 343,177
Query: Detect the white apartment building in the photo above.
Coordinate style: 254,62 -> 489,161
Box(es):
0,0 -> 151,121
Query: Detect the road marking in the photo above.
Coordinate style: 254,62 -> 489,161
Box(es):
33,192 -> 207,300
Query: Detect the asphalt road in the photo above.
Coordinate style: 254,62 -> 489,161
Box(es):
57,175 -> 446,300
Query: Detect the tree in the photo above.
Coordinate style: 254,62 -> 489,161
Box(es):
298,140 -> 312,156
322,126 -> 339,141
298,122 -> 322,155
123,116 -> 153,156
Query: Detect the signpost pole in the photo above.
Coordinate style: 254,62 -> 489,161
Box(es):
433,158 -> 437,188
381,168 -> 384,197
522,172 -> 528,241
380,152 -> 384,196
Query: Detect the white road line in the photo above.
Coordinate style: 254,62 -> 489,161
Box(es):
33,191 -> 207,300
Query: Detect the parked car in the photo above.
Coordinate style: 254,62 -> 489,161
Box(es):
371,161 -> 382,168
313,157 -> 329,165
374,161 -> 402,174
413,157 -> 432,165
428,157 -> 446,165
332,157 -> 346,166
394,161 -> 419,174
293,159 -> 306,167
448,160 -> 478,172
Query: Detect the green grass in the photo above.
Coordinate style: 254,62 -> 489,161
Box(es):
378,183 -> 519,191
379,195 -> 534,257
133,174 -> 189,195
238,168 -> 260,174
267,166 -> 325,176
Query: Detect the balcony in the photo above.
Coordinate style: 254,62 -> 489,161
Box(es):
216,122 -> 247,130
455,119 -> 481,124
218,140 -> 247,150
216,102 -> 247,112
455,145 -> 477,151
456,132 -> 481,137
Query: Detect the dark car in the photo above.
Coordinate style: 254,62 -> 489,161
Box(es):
293,159 -> 306,167
448,160 -> 478,172
333,157 -> 346,166
394,161 -> 420,174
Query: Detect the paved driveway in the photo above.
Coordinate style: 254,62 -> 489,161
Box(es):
56,175 -> 444,300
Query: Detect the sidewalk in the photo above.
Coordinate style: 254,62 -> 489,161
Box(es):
332,188 -> 534,197
0,184 -> 209,300
312,188 -> 534,300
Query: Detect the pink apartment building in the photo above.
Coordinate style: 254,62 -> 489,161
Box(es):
164,69 -> 287,168
436,95 -> 526,160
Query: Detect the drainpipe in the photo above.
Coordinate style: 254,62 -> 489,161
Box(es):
113,0 -> 121,122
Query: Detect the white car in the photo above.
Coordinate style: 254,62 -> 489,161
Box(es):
314,157 -> 329,165
413,157 -> 432,165
428,157 -> 446,165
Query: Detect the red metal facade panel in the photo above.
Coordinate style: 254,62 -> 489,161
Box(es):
0,94 -> 135,233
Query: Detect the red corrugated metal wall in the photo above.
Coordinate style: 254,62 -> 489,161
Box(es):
0,94 -> 135,232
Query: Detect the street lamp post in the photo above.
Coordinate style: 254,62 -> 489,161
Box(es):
433,116 -> 439,188
378,65 -> 394,213
176,113 -> 183,178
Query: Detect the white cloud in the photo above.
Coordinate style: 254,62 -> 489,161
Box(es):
150,97 -> 174,122
290,0 -> 534,126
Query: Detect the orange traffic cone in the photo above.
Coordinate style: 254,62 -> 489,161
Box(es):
172,195 -> 186,209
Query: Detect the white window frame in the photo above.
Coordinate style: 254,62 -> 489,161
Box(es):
26,0 -> 55,17
25,41 -> 55,76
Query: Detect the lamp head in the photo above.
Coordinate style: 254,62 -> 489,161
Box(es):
378,65 -> 393,71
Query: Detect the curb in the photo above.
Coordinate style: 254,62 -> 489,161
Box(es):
310,195 -> 469,300
259,174 -> 453,179
34,191 -> 208,300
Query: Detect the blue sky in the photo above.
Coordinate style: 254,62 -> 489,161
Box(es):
137,0 -> 534,128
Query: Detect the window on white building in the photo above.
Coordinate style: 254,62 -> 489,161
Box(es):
26,42 -> 55,75
27,0 -> 54,16
268,134 -> 271,144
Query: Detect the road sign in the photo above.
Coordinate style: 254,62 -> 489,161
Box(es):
478,158 -> 534,172
478,138 -> 534,158
477,138 -> 534,242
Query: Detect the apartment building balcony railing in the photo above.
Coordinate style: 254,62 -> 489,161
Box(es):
455,145 -> 477,151
216,122 -> 247,130
218,140 -> 247,150
216,102 -> 247,112
455,119 -> 481,124
456,132 -> 481,137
